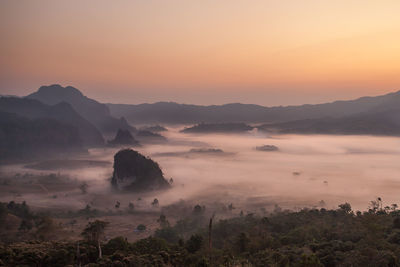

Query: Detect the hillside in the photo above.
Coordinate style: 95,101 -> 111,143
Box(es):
0,111 -> 84,161
0,97 -> 104,146
27,84 -> 134,134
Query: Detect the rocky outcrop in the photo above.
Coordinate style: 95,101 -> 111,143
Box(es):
108,129 -> 139,146
111,149 -> 170,191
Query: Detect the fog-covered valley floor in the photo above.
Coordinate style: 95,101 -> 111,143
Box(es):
1,128 -> 400,241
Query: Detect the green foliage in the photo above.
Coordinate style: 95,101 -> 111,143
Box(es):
4,202 -> 400,266
103,236 -> 130,255
154,227 -> 180,244
185,234 -> 203,253
130,237 -> 169,255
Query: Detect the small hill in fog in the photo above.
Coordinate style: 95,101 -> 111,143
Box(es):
108,129 -> 139,146
0,97 -> 104,147
111,149 -> 170,191
27,84 -> 134,134
140,125 -> 167,132
256,145 -> 279,151
189,148 -> 224,153
181,122 -> 253,133
135,130 -> 167,143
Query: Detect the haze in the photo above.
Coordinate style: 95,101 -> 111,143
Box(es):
1,0 -> 400,105
3,129 -> 400,213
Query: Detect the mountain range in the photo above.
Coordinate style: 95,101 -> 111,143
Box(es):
107,90 -> 400,125
2,84 -> 400,161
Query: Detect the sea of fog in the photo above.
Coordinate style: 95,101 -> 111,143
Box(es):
2,127 -> 400,213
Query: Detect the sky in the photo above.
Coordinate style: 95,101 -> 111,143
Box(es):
1,0 -> 400,106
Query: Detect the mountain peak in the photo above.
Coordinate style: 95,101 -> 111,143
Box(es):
36,84 -> 84,97
26,84 -> 133,134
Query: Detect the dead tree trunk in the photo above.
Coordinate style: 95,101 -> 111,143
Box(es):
208,213 -> 215,264
76,241 -> 81,267
98,240 -> 102,259
208,217 -> 213,250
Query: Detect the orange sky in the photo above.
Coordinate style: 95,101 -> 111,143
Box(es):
1,0 -> 400,105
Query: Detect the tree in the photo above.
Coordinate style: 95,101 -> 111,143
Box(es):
228,203 -> 235,211
19,219 -> 33,232
157,214 -> 170,228
338,203 -> 352,214
152,198 -> 159,207
79,182 -> 88,194
0,203 -> 7,226
186,234 -> 203,253
236,232 -> 249,253
128,202 -> 135,211
193,204 -> 205,214
81,220 -> 109,259
369,198 -> 381,213
391,204 -> 398,211
36,217 -> 58,240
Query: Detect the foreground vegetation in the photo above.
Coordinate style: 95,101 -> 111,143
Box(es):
2,200 -> 400,266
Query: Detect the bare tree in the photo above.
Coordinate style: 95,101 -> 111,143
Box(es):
81,220 -> 109,259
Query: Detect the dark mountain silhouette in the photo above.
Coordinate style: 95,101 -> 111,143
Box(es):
111,149 -> 170,191
108,129 -> 139,146
27,84 -> 134,134
257,108 -> 400,136
0,111 -> 84,161
107,90 -> 400,124
181,123 -> 253,133
0,97 -> 104,146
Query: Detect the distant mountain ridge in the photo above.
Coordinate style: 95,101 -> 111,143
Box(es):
107,90 -> 400,124
258,108 -> 400,136
27,84 -> 133,133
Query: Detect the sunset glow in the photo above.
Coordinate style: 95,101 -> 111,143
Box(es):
1,0 -> 400,105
